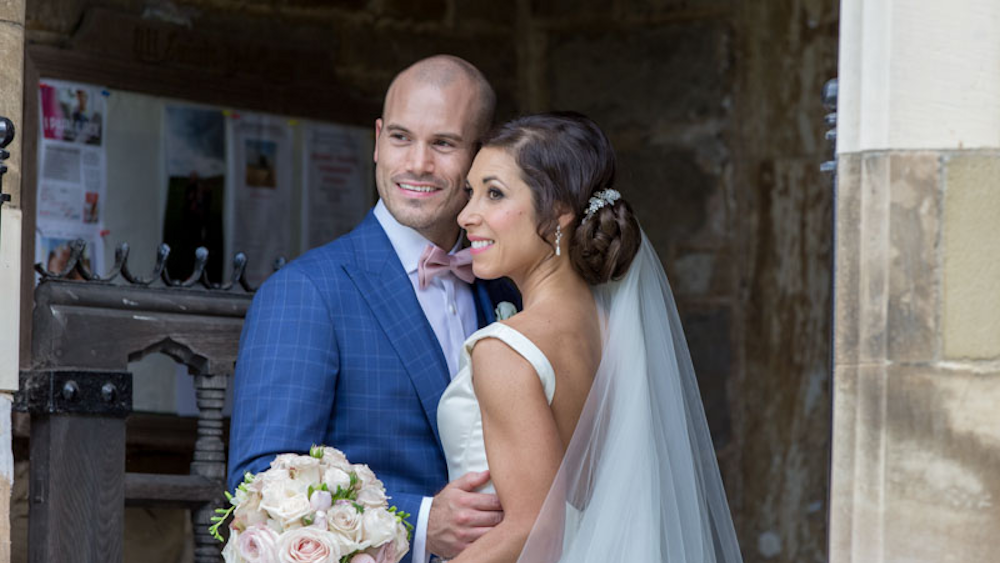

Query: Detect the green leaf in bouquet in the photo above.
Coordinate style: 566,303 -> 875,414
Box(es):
207,471 -> 255,542
207,504 -> 235,542
310,444 -> 324,459
352,502 -> 365,513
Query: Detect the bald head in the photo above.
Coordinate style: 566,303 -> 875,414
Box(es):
383,55 -> 496,139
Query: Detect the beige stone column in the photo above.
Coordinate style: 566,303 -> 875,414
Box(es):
0,1 -> 25,562
831,1 -> 1000,562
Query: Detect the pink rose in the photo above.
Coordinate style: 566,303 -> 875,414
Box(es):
359,541 -> 400,563
235,524 -> 279,563
349,555 -> 377,563
276,527 -> 345,563
222,530 -> 244,563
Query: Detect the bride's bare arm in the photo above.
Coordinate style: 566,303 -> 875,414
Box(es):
449,337 -> 563,563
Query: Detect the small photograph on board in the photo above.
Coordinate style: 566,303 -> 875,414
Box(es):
38,234 -> 94,280
39,82 -> 104,145
83,192 -> 99,224
244,139 -> 277,189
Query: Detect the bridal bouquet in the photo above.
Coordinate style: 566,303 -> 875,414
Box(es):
210,445 -> 412,563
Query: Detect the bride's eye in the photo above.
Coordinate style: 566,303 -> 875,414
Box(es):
488,187 -> 503,200
463,183 -> 473,197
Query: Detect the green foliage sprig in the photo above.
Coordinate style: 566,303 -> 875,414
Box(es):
208,472 -> 253,542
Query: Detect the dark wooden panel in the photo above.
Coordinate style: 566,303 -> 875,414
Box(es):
31,280 -> 252,375
29,415 -> 125,563
124,473 -> 219,508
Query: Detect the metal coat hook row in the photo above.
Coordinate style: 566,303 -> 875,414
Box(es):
35,238 -> 285,293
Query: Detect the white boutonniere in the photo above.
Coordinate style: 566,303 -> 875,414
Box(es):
494,301 -> 517,321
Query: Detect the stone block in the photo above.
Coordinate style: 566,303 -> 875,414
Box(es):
942,153 -> 1000,360
0,0 -> 24,26
0,22 -> 23,207
453,1 -> 516,27
857,153 -> 891,362
883,366 -> 1000,562
530,0 -> 613,19
829,363 -> 889,563
831,364 -> 1000,563
834,153 -> 862,366
547,21 -> 731,132
887,152 -> 940,363
670,250 -> 716,295
621,0 -> 732,18
618,145 -> 719,254
382,0 -> 447,22
24,0 -> 83,34
336,22 -> 516,93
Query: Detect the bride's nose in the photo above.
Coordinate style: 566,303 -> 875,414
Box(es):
458,198 -> 479,228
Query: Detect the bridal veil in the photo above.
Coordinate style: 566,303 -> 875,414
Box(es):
516,232 -> 744,563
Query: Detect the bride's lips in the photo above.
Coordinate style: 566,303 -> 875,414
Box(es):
468,235 -> 495,255
396,181 -> 442,198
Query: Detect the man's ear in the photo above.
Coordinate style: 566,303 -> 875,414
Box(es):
373,118 -> 383,164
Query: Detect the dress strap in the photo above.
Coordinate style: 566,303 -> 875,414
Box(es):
462,323 -> 556,404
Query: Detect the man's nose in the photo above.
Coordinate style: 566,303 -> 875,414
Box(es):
406,142 -> 434,176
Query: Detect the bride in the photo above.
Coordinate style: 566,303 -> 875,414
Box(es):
436,112 -> 743,562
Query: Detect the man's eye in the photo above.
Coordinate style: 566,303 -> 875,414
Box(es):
434,140 -> 455,148
390,133 -> 408,141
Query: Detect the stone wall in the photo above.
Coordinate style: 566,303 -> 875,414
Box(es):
18,1 -> 840,562
831,150 -> 1000,563
1,0 -> 26,560
733,1 -> 839,561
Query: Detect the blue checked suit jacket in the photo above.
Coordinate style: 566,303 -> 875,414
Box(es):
228,211 -> 518,561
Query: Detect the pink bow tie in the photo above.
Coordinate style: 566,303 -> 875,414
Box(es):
418,245 -> 474,289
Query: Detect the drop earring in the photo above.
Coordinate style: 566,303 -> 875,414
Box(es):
555,224 -> 563,257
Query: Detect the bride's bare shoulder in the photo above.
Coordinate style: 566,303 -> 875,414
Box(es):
501,304 -> 602,377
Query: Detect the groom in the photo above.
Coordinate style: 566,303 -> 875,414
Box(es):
228,55 -> 516,562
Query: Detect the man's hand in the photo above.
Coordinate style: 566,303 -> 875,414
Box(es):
427,470 -> 504,559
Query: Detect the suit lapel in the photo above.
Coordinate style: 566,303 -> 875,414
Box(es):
343,214 -> 451,444
473,280 -> 495,328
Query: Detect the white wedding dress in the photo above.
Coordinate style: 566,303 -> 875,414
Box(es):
438,322 -> 557,493
436,233 -> 743,563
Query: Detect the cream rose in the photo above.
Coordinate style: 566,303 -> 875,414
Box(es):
390,521 -> 410,563
236,524 -> 280,563
276,527 -> 345,563
360,508 -> 398,548
356,485 -> 387,509
327,501 -> 364,545
352,465 -> 383,492
322,466 -> 352,493
260,473 -> 314,529
222,530 -> 246,563
319,447 -> 351,470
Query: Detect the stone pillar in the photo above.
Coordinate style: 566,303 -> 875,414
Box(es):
831,2 -> 1000,562
0,1 -> 25,561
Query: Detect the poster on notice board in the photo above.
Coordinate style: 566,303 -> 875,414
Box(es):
35,79 -> 108,276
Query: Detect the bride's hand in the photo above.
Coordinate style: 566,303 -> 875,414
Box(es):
427,470 -> 504,559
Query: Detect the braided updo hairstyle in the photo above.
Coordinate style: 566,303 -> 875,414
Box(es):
480,111 -> 641,285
